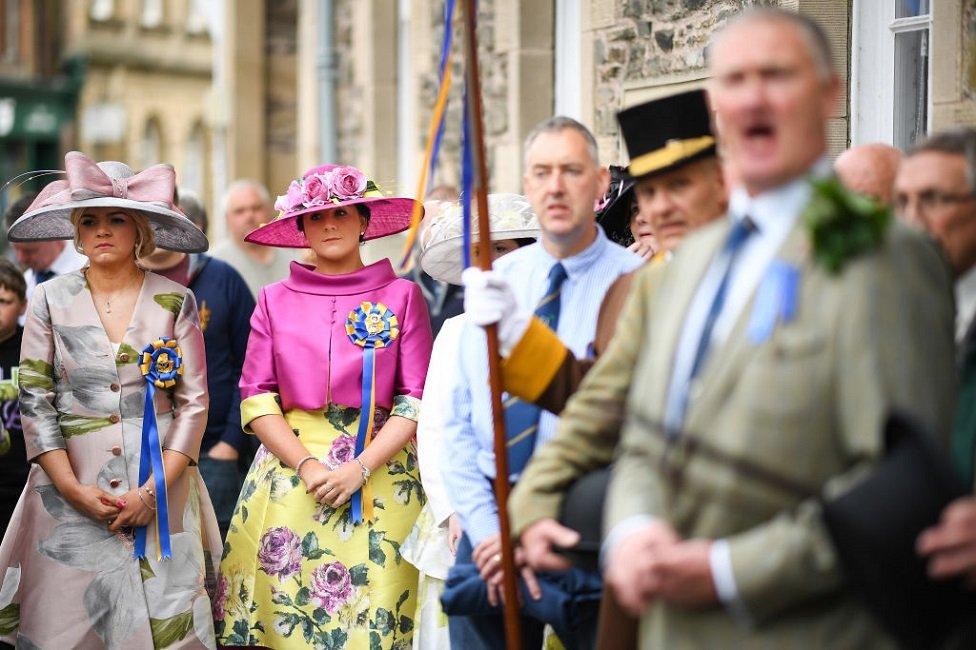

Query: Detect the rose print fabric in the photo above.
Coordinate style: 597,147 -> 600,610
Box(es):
216,407 -> 426,649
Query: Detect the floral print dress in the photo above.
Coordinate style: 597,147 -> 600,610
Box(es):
0,271 -> 221,649
216,260 -> 432,649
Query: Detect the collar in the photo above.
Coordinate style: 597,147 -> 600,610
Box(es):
283,258 -> 398,295
537,225 -> 610,280
956,265 -> 976,343
49,242 -> 86,274
727,157 -> 832,236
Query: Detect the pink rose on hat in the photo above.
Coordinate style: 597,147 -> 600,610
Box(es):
275,180 -> 305,212
330,166 -> 368,201
303,172 -> 336,208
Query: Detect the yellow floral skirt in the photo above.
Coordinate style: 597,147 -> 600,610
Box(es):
215,407 -> 425,649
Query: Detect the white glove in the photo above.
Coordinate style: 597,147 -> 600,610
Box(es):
461,267 -> 531,356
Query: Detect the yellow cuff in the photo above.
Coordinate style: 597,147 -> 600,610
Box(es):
501,317 -> 569,403
391,395 -> 421,422
240,392 -> 284,433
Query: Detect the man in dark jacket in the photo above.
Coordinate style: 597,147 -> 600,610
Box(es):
141,190 -> 256,537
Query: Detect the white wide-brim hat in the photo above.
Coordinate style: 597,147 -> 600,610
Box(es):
419,193 -> 540,284
8,151 -> 208,253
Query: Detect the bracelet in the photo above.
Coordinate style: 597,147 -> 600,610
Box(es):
142,484 -> 155,497
354,457 -> 371,486
295,455 -> 317,480
137,487 -> 156,510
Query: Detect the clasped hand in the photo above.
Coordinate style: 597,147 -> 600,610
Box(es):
66,483 -> 155,532
473,533 -> 542,607
604,521 -> 718,615
301,459 -> 363,508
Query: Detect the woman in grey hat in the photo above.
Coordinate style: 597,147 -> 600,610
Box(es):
401,193 -> 539,649
0,152 -> 220,648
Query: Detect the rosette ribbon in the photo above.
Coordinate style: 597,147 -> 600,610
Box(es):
135,338 -> 183,560
345,302 -> 400,523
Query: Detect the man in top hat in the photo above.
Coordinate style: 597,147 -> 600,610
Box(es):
513,8 -> 953,647
463,88 -> 728,648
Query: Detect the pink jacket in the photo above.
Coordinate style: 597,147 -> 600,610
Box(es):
239,260 -> 432,427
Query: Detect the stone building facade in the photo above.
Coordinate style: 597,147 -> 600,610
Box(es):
64,0 -> 215,208
292,0 -> 974,197
0,0 -> 78,214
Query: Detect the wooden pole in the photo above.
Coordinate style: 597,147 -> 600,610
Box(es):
460,0 -> 522,647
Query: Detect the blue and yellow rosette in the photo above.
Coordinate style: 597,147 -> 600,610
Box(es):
345,302 -> 399,523
135,338 -> 183,560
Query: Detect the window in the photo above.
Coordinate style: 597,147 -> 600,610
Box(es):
186,0 -> 208,35
851,0 -> 931,148
2,0 -> 20,63
141,118 -> 162,169
89,0 -> 113,22
140,0 -> 163,29
183,122 -> 206,194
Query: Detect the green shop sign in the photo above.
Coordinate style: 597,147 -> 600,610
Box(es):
0,97 -> 70,139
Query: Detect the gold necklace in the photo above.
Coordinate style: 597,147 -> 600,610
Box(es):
86,269 -> 143,314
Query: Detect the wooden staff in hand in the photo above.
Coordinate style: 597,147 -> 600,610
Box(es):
460,0 -> 523,646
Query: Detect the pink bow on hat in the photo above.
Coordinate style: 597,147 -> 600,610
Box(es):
25,151 -> 176,215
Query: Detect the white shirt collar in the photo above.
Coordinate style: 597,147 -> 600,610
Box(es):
727,156 -> 832,236
535,224 -> 610,280
49,243 -> 87,275
956,264 -> 976,343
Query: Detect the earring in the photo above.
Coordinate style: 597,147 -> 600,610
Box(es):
359,232 -> 366,243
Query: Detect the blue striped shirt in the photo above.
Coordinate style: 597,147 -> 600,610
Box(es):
442,226 -> 643,546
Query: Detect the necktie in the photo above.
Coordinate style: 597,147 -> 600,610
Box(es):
34,269 -> 55,284
504,262 -> 568,477
666,217 -> 756,433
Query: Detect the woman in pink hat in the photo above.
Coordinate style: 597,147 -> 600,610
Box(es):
216,165 -> 432,648
0,152 -> 220,648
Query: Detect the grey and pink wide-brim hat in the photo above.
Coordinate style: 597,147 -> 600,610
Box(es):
419,193 -> 540,285
7,151 -> 209,253
245,163 -> 420,248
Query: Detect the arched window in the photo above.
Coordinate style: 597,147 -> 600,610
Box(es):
141,118 -> 163,169
140,0 -> 163,28
89,0 -> 114,22
183,121 -> 207,194
186,0 -> 209,35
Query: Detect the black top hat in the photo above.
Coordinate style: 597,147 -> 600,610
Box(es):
596,166 -> 637,247
616,89 -> 716,181
822,411 -> 976,648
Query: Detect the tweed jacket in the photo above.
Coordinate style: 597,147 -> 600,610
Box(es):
519,214 -> 956,647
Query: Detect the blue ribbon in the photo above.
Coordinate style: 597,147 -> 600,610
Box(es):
134,341 -> 181,560
345,303 -> 399,524
460,87 -> 474,270
349,346 -> 376,523
748,261 -> 801,344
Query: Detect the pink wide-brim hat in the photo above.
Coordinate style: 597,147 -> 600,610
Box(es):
7,151 -> 209,253
245,163 -> 421,248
